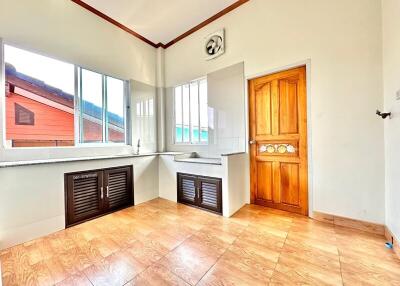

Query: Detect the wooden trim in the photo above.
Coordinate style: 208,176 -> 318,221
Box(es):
70,0 -> 159,48
70,0 -> 249,49
385,226 -> 400,259
313,211 -> 385,235
163,0 -> 250,48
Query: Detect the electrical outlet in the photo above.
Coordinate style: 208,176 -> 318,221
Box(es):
396,90 -> 400,100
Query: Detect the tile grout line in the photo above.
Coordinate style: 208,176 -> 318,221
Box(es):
194,221 -> 248,285
268,217 -> 292,284
334,225 -> 345,286
122,221 -> 197,286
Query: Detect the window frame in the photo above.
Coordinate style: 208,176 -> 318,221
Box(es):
1,42 -> 131,149
173,77 -> 208,145
76,67 -> 130,145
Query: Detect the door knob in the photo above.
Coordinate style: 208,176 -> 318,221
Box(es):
249,140 -> 257,145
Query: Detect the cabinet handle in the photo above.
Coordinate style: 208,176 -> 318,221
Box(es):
100,187 -> 104,199
106,186 -> 109,198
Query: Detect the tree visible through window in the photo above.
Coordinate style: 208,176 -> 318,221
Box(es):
174,78 -> 208,144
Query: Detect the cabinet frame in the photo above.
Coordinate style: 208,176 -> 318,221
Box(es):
65,165 -> 134,227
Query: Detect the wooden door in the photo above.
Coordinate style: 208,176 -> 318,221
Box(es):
249,66 -> 308,215
65,170 -> 104,226
103,166 -> 133,211
197,176 -> 222,214
177,173 -> 198,205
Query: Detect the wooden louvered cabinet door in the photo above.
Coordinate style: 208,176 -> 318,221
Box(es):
177,173 -> 222,215
65,165 -> 134,227
177,173 -> 197,205
197,176 -> 222,214
65,170 -> 104,226
103,166 -> 133,211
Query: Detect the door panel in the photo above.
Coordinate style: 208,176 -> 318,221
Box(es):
198,176 -> 222,214
249,66 -> 308,215
256,161 -> 273,201
280,163 -> 300,206
104,166 -> 133,211
177,173 -> 197,205
66,171 -> 104,226
255,83 -> 272,136
279,78 -> 299,134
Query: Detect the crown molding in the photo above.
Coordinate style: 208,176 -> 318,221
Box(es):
70,0 -> 249,49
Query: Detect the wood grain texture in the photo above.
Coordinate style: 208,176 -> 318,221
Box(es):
1,199 -> 399,285
313,211 -> 385,235
249,66 -> 308,215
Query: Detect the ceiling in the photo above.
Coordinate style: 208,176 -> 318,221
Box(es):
79,0 -> 241,47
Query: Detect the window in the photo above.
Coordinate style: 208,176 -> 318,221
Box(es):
136,98 -> 154,143
174,78 -> 208,144
3,44 -> 128,147
15,103 -> 34,125
78,69 -> 126,144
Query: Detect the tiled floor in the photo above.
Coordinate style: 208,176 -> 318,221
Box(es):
1,198 -> 399,286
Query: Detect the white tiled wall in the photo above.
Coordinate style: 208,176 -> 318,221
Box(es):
165,62 -> 246,157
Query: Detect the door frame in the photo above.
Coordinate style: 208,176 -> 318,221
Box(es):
245,59 -> 313,216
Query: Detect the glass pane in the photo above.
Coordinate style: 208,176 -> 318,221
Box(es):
182,84 -> 190,143
190,81 -> 199,143
81,69 -> 103,143
174,86 -> 182,143
4,44 -> 75,147
149,99 -> 154,117
199,79 -> 208,142
106,76 -> 125,143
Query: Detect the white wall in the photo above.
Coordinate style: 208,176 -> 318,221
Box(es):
222,153 -> 247,216
0,155 -> 159,249
165,0 -> 385,223
0,0 -> 157,161
382,0 -> 400,241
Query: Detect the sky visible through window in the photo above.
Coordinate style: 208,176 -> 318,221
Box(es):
5,45 -> 74,94
5,45 -> 124,117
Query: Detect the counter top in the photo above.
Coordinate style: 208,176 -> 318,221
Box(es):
0,151 -> 244,168
0,153 -> 161,168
